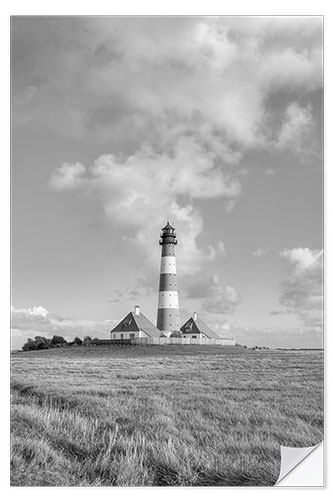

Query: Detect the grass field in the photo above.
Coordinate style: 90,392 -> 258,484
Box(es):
10,345 -> 324,486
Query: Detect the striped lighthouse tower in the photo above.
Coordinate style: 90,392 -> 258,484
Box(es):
156,222 -> 180,336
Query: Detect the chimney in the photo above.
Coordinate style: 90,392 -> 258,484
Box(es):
193,312 -> 197,321
134,305 -> 140,316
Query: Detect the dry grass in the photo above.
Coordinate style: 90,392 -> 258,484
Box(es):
10,345 -> 324,486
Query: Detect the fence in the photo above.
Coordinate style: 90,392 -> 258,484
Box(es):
91,337 -> 235,346
91,339 -> 131,345
131,337 -> 235,346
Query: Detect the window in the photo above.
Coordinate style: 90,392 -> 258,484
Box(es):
130,333 -> 135,339
192,335 -> 197,339
121,334 -> 123,340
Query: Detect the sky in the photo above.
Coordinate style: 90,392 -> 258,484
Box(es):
11,16 -> 323,349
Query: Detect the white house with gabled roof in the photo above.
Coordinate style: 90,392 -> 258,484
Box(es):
180,312 -> 235,345
111,305 -> 163,340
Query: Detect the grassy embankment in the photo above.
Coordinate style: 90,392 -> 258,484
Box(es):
10,345 -> 324,486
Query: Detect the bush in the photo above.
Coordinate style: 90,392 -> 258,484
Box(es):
51,335 -> 67,346
73,337 -> 83,346
22,338 -> 38,351
22,336 -> 52,351
35,336 -> 52,350
21,335 -> 69,351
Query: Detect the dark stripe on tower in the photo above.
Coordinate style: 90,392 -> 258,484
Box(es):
161,244 -> 175,257
157,309 -> 180,331
159,274 -> 178,291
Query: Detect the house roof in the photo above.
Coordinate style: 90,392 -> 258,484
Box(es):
111,311 -> 162,338
180,316 -> 220,339
134,312 -> 163,338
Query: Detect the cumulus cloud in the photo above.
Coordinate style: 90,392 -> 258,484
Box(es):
49,162 -> 86,191
11,305 -> 117,350
12,17 -> 322,153
202,284 -> 241,314
12,18 -> 322,327
39,17 -> 321,279
276,102 -> 315,154
49,137 -> 241,276
184,272 -> 241,314
279,247 -> 323,328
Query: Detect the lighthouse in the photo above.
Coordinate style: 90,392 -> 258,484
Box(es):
156,222 -> 180,336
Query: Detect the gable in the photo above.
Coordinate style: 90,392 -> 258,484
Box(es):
180,318 -> 200,334
111,312 -> 140,333
180,316 -> 220,339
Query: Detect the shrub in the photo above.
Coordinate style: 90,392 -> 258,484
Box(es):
22,338 -> 38,351
51,335 -> 67,346
22,336 -> 52,351
34,336 -> 52,350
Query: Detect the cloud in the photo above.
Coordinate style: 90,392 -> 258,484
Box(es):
11,305 -> 117,350
12,17 -> 322,154
217,241 -> 228,259
275,102 -> 315,154
202,284 -> 241,314
252,248 -> 271,258
184,272 -> 241,314
224,199 -> 238,213
39,17 -> 321,285
202,315 -> 237,337
12,18 -> 322,330
14,17 -> 321,290
49,162 -> 86,191
279,248 -> 323,328
49,137 -> 241,277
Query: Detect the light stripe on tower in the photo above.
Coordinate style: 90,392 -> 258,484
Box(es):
158,291 -> 179,309
160,256 -> 177,274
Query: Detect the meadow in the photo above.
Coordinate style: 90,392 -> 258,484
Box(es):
10,345 -> 324,486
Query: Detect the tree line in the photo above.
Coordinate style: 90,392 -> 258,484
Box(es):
22,335 -> 95,351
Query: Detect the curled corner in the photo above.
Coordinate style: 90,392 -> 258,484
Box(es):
275,441 -> 324,486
